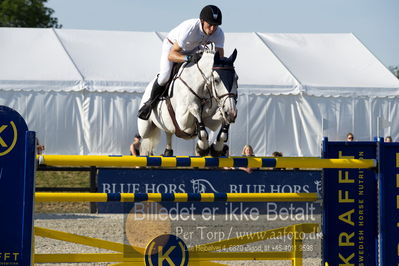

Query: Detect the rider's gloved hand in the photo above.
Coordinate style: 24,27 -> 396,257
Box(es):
185,53 -> 201,63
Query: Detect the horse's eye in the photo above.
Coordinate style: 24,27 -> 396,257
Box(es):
215,78 -> 221,84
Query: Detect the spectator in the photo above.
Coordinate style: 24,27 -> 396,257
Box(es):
385,136 -> 392,142
272,151 -> 285,170
242,144 -> 254,157
346,132 -> 354,142
130,134 -> 141,156
240,144 -> 255,173
36,137 -> 45,155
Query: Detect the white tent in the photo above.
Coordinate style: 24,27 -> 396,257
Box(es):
1,28 -> 398,156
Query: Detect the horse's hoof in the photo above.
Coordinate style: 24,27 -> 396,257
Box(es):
196,145 -> 209,157
163,149 -> 173,157
210,144 -> 223,157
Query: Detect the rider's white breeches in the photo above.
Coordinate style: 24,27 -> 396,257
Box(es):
157,39 -> 174,86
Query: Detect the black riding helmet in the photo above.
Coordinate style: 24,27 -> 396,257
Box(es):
200,5 -> 222,25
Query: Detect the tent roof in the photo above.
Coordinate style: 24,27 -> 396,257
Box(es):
256,33 -> 399,96
0,28 -> 398,96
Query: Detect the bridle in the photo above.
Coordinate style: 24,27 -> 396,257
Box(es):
210,66 -> 238,100
208,65 -> 238,123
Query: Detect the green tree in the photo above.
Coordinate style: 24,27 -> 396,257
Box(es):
0,0 -> 61,28
389,66 -> 399,79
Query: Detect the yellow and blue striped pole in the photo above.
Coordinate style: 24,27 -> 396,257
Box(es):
38,155 -> 376,169
35,192 -> 319,203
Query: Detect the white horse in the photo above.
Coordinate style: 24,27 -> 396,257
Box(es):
138,46 -> 238,156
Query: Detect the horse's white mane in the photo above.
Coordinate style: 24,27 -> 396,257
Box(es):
201,43 -> 216,55
203,49 -> 215,55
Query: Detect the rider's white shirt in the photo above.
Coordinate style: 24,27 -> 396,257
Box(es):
167,18 -> 224,53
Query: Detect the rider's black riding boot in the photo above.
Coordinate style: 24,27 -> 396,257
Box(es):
138,80 -> 165,120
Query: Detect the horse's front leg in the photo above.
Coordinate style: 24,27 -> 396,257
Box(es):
189,105 -> 210,156
210,124 -> 230,157
163,132 -> 174,156
195,121 -> 210,156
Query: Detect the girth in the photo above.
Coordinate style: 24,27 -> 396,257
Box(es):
165,97 -> 196,139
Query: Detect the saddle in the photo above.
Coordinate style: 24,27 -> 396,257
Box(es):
161,51 -> 203,99
160,62 -> 184,99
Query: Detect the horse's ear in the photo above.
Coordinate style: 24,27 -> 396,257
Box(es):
228,49 -> 238,63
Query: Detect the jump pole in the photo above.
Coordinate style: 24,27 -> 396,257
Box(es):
38,154 -> 376,169
34,192 -> 320,202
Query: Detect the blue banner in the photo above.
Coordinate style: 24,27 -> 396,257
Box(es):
0,106 -> 35,266
322,139 -> 378,266
377,140 -> 399,265
97,168 -> 321,221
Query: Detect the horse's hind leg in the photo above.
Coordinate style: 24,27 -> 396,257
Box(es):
210,124 -> 230,157
163,132 -> 173,156
138,119 -> 159,155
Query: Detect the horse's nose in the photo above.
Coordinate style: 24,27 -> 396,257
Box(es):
227,109 -> 237,123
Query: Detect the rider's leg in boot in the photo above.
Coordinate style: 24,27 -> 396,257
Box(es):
138,79 -> 165,120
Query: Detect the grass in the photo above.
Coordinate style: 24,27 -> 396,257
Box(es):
36,170 -> 90,188
35,170 -> 91,213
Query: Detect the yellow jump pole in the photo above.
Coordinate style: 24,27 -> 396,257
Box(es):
35,192 -> 320,203
38,155 -> 376,169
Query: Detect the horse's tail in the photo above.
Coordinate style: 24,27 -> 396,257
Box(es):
140,124 -> 160,156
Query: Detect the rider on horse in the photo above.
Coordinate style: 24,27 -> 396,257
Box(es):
138,5 -> 225,120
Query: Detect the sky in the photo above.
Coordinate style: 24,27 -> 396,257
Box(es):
47,0 -> 399,67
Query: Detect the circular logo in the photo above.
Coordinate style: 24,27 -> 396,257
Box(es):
0,121 -> 18,157
144,234 -> 189,266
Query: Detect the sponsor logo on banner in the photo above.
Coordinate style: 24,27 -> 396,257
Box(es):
0,121 -> 18,157
98,169 -> 321,222
322,141 -> 377,266
0,252 -> 20,265
144,235 -> 189,266
191,179 -> 218,193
